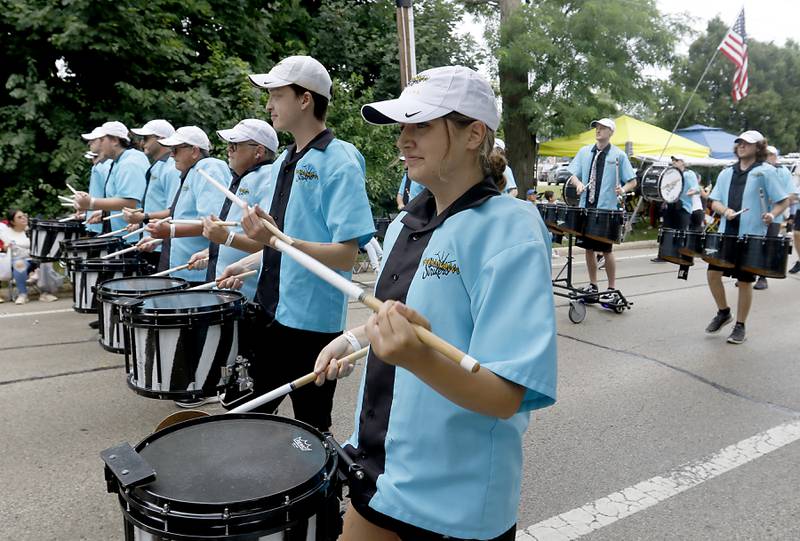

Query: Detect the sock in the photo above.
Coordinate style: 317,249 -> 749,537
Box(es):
735,321 -> 745,328
718,307 -> 731,316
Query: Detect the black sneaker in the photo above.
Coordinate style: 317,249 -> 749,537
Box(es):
727,322 -> 746,344
88,320 -> 100,329
789,261 -> 800,274
705,310 -> 732,333
753,277 -> 768,290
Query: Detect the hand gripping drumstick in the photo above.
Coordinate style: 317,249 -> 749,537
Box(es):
103,208 -> 143,221
188,269 -> 258,290
101,238 -> 162,259
98,226 -> 131,238
151,258 -> 209,277
229,347 -> 370,413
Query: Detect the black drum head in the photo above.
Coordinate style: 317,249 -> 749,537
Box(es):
99,276 -> 186,294
140,290 -> 244,314
137,415 -> 328,505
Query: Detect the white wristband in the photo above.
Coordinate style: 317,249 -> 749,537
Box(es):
169,223 -> 176,238
343,330 -> 362,352
224,230 -> 236,247
89,197 -> 96,210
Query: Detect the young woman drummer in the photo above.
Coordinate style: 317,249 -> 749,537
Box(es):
313,66 -> 557,541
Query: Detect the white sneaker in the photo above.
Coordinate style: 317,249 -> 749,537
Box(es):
15,294 -> 29,305
0,296 -> 4,303
38,292 -> 58,302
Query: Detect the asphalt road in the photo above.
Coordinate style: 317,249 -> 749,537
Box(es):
1,247 -> 798,540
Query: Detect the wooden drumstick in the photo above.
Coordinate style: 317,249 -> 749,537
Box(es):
268,236 -> 480,373
103,208 -> 143,221
188,269 -> 258,290
98,226 -> 131,238
65,183 -> 79,195
151,258 -> 208,277
101,238 -> 162,259
229,347 -> 370,414
198,169 -> 294,246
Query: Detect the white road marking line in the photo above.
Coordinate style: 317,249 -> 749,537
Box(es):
0,308 -> 74,319
517,418 -> 800,540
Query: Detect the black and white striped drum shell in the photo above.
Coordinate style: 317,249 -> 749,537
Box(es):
61,236 -> 125,263
108,414 -> 340,540
28,219 -> 84,262
122,290 -> 246,400
95,277 -> 188,354
70,258 -> 149,314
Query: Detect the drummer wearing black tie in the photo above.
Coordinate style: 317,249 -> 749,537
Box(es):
567,118 -> 637,303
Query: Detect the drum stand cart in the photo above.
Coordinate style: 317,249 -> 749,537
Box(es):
552,233 -> 633,324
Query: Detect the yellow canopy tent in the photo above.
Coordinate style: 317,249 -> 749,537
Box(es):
538,115 -> 710,158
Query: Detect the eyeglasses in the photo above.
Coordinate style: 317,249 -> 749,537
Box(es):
171,144 -> 193,153
227,142 -> 261,151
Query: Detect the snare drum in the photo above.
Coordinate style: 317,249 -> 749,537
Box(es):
70,258 -> 149,313
641,165 -> 683,203
583,208 -> 624,244
700,233 -> 739,268
103,414 -> 341,540
657,228 -> 693,266
122,290 -> 246,400
679,230 -> 705,258
555,205 -> 585,235
95,277 -> 188,354
739,235 -> 792,278
61,236 -> 126,265
28,219 -> 85,262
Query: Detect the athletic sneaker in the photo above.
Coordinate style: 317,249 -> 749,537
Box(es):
705,310 -> 732,333
753,277 -> 768,290
789,261 -> 800,274
88,319 -> 100,329
14,294 -> 28,305
38,292 -> 58,302
174,396 -> 220,409
727,322 -> 746,344
599,289 -> 618,304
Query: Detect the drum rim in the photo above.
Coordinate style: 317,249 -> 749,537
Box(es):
62,237 -> 126,248
71,258 -> 150,271
122,413 -> 337,515
133,289 -> 246,315
96,276 -> 188,297
29,218 -> 85,230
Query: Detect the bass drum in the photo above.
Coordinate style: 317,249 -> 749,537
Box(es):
641,165 -> 683,203
103,414 -> 342,540
739,235 -> 792,278
122,290 -> 246,400
28,219 -> 85,262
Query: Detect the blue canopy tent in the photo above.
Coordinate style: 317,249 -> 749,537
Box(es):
674,124 -> 737,159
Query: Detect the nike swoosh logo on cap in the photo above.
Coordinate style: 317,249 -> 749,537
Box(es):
404,111 -> 422,118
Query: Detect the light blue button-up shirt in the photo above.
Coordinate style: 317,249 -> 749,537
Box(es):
710,162 -> 788,236
86,160 -> 111,234
104,149 -> 149,233
568,143 -> 635,210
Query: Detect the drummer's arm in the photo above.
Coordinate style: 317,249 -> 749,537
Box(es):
710,200 -> 736,220
620,177 -> 637,194
225,235 -> 264,253
88,197 -> 140,211
769,197 -> 790,218
235,251 -> 263,271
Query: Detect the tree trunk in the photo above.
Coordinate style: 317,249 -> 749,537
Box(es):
498,0 -> 534,197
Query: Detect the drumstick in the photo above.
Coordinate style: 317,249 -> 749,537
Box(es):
103,208 -> 143,221
731,208 -> 749,218
65,183 -> 79,195
98,226 -> 131,238
188,269 -> 258,290
268,236 -> 480,373
58,195 -> 74,203
151,258 -> 208,277
60,202 -> 76,207
101,238 -> 162,259
58,215 -> 82,222
198,169 -> 295,246
83,210 -> 98,224
229,347 -> 370,414
121,228 -> 144,239
170,219 -> 239,227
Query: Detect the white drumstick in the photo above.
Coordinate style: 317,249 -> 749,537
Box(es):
229,347 -> 370,414
170,219 -> 239,227
269,237 -> 480,373
198,168 -> 294,246
103,208 -> 143,221
101,238 -> 162,259
731,208 -> 749,218
98,226 -> 130,238
58,195 -> 74,203
188,269 -> 258,290
121,228 -> 144,239
83,210 -> 98,224
60,202 -> 76,207
58,215 -> 82,223
65,183 -> 79,195
151,258 -> 208,277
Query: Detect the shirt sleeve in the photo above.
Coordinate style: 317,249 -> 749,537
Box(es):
467,238 -> 557,412
567,149 -> 584,179
686,170 -> 699,192
619,153 -> 636,184
193,161 -> 231,217
322,160 -> 376,247
504,167 -> 517,190
763,167 -> 788,206
398,173 -> 408,195
709,170 -> 726,202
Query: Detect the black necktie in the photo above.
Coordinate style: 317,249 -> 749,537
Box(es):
101,161 -> 116,234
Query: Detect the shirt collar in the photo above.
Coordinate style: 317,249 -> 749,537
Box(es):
734,160 -> 762,175
591,144 -> 610,156
285,129 -> 334,162
234,159 -> 272,182
401,176 -> 500,233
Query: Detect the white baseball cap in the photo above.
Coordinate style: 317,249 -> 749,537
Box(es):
735,130 -> 764,144
766,145 -> 779,156
131,119 -> 176,139
217,119 -> 279,153
590,118 -> 616,131
494,138 -> 506,150
81,126 -> 105,141
361,66 -> 500,131
249,56 -> 332,100
158,126 -> 211,151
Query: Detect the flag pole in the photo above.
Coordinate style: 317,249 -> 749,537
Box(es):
396,0 -> 417,88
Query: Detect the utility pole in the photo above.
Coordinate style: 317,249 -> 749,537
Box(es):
396,0 -> 417,88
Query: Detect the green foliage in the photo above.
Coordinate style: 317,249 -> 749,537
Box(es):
657,17 -> 800,153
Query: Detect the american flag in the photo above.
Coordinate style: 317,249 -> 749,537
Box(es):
718,9 -> 749,102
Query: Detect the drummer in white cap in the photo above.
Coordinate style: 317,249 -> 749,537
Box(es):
73,121 -> 149,235
79,127 -> 112,234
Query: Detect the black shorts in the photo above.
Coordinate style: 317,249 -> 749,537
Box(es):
353,501 -> 516,541
707,264 -> 756,283
230,304 -> 339,432
576,234 -> 613,254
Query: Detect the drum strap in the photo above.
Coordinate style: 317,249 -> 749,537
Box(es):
101,161 -> 116,234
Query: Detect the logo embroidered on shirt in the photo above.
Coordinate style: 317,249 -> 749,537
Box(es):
292,436 -> 312,452
421,251 -> 460,279
295,166 -> 319,183
237,186 -> 251,197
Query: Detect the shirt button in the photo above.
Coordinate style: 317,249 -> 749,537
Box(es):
410,234 -> 420,241
391,274 -> 399,281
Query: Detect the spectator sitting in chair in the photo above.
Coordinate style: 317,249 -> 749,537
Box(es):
0,209 -> 59,304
